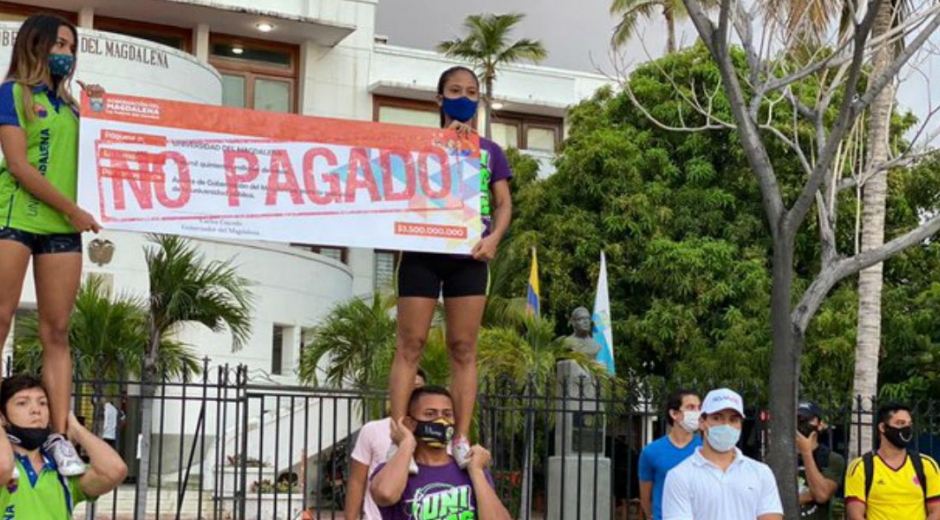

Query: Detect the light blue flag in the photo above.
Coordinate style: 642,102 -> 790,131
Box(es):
592,251 -> 615,374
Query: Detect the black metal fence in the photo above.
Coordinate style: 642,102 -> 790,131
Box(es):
60,362 -> 940,520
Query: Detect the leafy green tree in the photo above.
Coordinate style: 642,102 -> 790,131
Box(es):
498,44 -> 940,403
438,13 -> 547,139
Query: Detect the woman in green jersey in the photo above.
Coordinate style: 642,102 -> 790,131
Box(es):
0,13 -> 104,478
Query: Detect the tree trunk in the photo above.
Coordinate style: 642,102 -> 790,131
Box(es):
851,0 -> 896,460
484,75 -> 494,141
766,239 -> 800,520
665,6 -> 676,54
133,336 -> 161,520
85,385 -> 107,520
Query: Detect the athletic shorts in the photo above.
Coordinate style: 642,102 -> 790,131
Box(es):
0,227 -> 81,255
397,251 -> 489,298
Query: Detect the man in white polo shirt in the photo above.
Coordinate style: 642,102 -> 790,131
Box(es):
662,388 -> 783,520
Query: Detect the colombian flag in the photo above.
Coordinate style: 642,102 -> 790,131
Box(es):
525,248 -> 540,317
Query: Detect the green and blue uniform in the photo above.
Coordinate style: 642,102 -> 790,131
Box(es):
0,81 -> 80,234
0,451 -> 90,519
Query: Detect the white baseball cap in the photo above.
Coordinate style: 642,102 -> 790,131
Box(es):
701,388 -> 745,418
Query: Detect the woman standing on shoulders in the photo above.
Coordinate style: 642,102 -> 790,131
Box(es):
387,66 -> 513,470
0,13 -> 105,479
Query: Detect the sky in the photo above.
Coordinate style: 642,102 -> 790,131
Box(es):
375,0 -> 678,74
374,1 -> 940,147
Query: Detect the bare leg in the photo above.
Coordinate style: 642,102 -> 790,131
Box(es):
33,252 -> 82,434
443,295 -> 486,440
0,241 -> 31,373
388,297 -> 437,427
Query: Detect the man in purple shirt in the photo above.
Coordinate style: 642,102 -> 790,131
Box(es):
370,386 -> 510,520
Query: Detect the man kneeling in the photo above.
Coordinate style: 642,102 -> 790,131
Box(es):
0,374 -> 128,518
370,386 -> 510,520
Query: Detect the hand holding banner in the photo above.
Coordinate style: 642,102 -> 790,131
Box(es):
78,93 -> 483,254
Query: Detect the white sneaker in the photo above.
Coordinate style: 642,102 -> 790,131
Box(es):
452,435 -> 471,469
44,434 -> 85,477
386,443 -> 419,475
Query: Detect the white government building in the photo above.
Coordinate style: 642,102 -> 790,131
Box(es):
0,0 -> 612,507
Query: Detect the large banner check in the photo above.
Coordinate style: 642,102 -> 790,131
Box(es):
77,93 -> 483,254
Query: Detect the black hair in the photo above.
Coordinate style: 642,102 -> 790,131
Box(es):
436,66 -> 480,127
0,374 -> 46,416
408,385 -> 452,416
877,401 -> 912,426
416,368 -> 428,384
665,389 -> 698,426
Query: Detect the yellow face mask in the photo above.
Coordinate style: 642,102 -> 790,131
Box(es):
413,417 -> 454,448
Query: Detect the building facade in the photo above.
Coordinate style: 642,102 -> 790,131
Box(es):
0,0 -> 611,490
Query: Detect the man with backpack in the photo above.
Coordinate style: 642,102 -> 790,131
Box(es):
845,402 -> 940,520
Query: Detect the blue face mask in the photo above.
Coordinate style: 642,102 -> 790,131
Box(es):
48,53 -> 74,78
706,424 -> 741,453
441,96 -> 478,123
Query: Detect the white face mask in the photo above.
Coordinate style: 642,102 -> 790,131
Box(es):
679,410 -> 700,433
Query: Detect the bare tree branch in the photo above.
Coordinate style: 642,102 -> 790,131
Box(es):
855,7 -> 940,111
684,0 -> 787,230
784,0 -> 886,241
793,213 -> 940,333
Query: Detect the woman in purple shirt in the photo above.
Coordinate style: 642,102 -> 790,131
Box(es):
387,66 -> 512,469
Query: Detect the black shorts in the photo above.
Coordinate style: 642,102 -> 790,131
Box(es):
397,251 -> 489,298
0,227 -> 82,255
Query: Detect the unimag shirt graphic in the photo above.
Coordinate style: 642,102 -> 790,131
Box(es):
408,482 -> 475,519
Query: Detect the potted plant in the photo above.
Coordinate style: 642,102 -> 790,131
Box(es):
244,478 -> 304,520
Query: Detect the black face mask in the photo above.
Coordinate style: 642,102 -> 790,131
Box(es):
6,423 -> 51,451
413,418 -> 454,448
798,420 -> 818,438
884,425 -> 914,449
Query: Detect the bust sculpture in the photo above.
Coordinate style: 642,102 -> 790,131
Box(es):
564,307 -> 601,358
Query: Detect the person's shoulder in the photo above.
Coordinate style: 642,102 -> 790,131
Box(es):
741,455 -> 775,477
827,449 -> 846,465
917,452 -> 940,473
361,417 -> 391,432
845,455 -> 866,477
479,136 -> 507,155
667,451 -> 699,476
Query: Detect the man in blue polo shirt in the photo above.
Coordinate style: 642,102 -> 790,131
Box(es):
638,389 -> 702,520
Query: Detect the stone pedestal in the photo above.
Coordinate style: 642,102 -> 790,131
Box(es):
555,360 -> 606,454
548,361 -> 611,520
547,456 -> 611,520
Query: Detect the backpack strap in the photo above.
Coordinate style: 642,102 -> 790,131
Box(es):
863,451 -> 875,503
909,451 -> 928,501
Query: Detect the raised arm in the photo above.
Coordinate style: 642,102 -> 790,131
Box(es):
369,418 -> 414,507
68,414 -> 127,498
467,445 -> 511,520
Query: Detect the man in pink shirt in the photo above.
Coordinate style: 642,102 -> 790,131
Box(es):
345,369 -> 427,520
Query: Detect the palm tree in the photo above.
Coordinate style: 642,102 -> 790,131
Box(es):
135,234 -> 254,520
14,275 -> 201,388
438,13 -> 547,140
610,0 -> 719,54
852,0 -> 906,458
15,274 -> 201,520
298,292 -> 451,419
298,291 -> 397,390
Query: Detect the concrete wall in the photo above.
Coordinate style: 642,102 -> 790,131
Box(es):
0,23 -> 222,105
